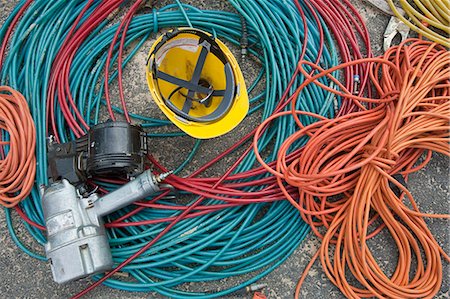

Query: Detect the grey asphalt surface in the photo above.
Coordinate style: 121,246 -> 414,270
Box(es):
0,0 -> 449,298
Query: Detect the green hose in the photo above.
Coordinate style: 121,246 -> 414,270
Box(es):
1,1 -> 339,297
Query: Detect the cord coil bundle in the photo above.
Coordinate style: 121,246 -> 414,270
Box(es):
2,0 -> 448,298
255,39 -> 449,298
387,0 -> 450,47
0,86 -> 36,208
0,0 -> 374,297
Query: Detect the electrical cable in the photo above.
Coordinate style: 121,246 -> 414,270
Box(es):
0,1 -> 333,296
0,0 -> 373,297
387,0 -> 450,48
0,86 -> 36,208
254,38 -> 450,299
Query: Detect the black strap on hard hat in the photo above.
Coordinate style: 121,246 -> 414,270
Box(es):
147,28 -> 236,123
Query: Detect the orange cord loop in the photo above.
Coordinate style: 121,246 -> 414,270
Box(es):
255,39 -> 449,299
0,86 -> 36,208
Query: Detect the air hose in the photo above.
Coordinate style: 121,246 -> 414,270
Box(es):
0,0 -> 371,297
387,0 -> 450,48
255,38 -> 449,299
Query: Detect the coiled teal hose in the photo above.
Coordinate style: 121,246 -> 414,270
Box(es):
1,1 -> 339,297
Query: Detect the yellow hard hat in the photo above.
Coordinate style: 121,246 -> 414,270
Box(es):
146,28 -> 248,139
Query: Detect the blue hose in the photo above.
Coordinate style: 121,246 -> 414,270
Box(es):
0,1 -> 339,297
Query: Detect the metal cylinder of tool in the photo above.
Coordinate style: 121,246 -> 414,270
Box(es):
94,170 -> 160,217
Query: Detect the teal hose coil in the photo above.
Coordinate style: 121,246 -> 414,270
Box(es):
1,0 -> 340,297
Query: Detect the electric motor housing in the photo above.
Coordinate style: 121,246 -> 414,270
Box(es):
86,121 -> 148,177
48,121 -> 148,184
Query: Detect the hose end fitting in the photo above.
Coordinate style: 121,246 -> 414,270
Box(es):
155,171 -> 172,183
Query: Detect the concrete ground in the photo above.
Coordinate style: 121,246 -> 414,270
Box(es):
0,0 -> 449,298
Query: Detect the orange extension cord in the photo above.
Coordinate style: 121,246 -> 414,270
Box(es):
0,86 -> 36,208
254,39 -> 449,299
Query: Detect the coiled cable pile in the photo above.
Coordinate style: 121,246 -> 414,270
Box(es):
0,86 -> 36,208
387,0 -> 450,47
255,38 -> 449,298
0,0 -> 373,297
2,0 -> 448,298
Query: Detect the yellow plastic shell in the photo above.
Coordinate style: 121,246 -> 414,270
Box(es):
146,28 -> 248,139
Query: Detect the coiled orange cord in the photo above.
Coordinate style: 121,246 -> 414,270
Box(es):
0,86 -> 36,208
254,39 -> 449,299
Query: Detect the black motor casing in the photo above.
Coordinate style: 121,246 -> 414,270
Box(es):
86,121 -> 147,177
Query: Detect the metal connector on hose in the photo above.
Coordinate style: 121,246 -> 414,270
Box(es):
42,170 -> 171,284
93,170 -> 171,217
